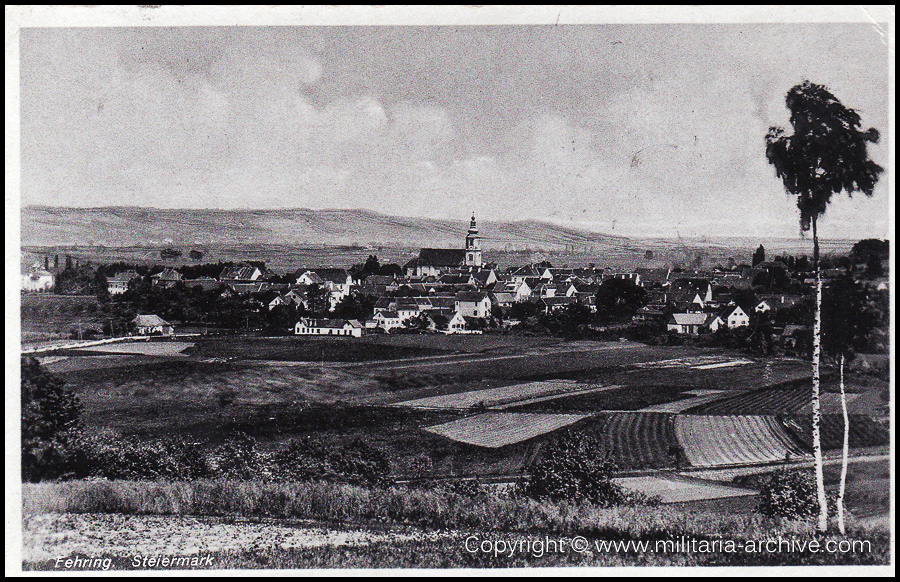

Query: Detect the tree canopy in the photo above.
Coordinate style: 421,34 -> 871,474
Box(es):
765,81 -> 883,233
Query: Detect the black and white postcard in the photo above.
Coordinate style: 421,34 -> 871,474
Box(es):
6,5 -> 894,574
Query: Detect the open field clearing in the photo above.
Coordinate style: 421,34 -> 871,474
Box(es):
781,414 -> 890,451
423,413 -> 590,448
589,413 -> 679,470
68,341 -> 195,357
639,390 -> 729,413
614,474 -> 755,503
393,379 -> 607,410
193,336 -> 447,362
58,360 -> 385,437
674,416 -> 810,468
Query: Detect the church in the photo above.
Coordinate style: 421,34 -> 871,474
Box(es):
404,214 -> 484,278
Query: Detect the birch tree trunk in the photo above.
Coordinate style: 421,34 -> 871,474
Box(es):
838,353 -> 849,534
812,219 -> 828,532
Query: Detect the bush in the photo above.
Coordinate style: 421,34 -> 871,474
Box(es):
518,431 -> 630,507
756,469 -> 836,520
21,357 -> 81,482
271,437 -> 390,486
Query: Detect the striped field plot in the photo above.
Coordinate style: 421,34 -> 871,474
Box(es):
685,386 -> 810,415
394,380 -> 604,410
423,413 -> 589,448
640,390 -> 729,413
674,415 -> 810,468
595,412 -> 680,470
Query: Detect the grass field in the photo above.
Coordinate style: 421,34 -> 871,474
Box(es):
504,385 -> 689,414
394,379 -> 595,410
192,336 -> 448,362
22,479 -> 890,568
423,413 -> 590,448
20,294 -> 105,342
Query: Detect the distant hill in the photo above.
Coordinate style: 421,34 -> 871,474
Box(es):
21,206 -> 856,272
21,206 -> 636,250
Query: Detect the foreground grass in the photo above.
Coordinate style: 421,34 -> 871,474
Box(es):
22,479 -> 890,568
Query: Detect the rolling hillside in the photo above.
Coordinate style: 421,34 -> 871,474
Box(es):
21,206 -> 856,271
21,206 -> 634,250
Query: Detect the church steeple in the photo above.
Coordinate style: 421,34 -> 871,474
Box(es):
464,212 -> 482,268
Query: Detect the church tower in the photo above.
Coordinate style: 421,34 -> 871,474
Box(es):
464,213 -> 482,268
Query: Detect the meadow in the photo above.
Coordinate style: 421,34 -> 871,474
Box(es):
22,479 -> 891,568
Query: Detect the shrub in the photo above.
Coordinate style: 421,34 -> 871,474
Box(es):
21,357 -> 81,482
755,469 -> 836,520
271,437 -> 390,486
212,432 -> 264,479
518,431 -> 629,507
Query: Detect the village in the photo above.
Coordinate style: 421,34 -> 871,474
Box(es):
19,216 -> 890,353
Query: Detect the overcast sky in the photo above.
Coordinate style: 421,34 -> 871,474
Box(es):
19,23 -> 890,238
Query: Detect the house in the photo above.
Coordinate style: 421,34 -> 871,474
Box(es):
132,314 -> 174,336
667,278 -> 713,306
439,273 -> 476,286
151,268 -> 183,288
446,311 -> 468,334
755,300 -> 771,313
455,291 -> 492,318
372,310 -> 405,332
107,270 -> 140,295
362,274 -> 395,296
294,318 -> 363,337
666,312 -> 711,335
471,269 -> 498,288
22,268 -> 55,292
635,268 -> 671,288
509,264 -> 546,284
633,304 -> 667,323
572,267 -> 604,284
722,305 -> 751,329
489,292 -> 516,308
182,276 -> 222,292
219,264 -> 263,282
282,288 -> 307,308
295,268 -> 354,307
504,279 -> 534,302
540,296 -> 577,314
707,315 -> 726,332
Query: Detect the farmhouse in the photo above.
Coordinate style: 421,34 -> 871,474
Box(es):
22,268 -> 56,292
107,270 -> 140,295
455,291 -> 491,318
132,314 -> 174,336
151,268 -> 183,288
722,305 -> 751,329
219,264 -> 263,282
667,312 -> 711,335
373,310 -> 406,332
294,318 -> 363,337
